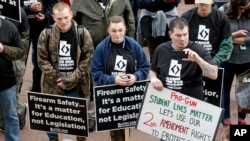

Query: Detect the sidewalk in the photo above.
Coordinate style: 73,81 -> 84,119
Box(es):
1,1 -> 250,141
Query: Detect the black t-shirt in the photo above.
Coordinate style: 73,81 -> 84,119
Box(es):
58,26 -> 77,76
181,8 -> 231,57
106,41 -> 135,76
58,26 -> 77,93
151,41 -> 215,100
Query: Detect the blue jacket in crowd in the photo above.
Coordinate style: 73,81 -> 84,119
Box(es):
91,36 -> 150,85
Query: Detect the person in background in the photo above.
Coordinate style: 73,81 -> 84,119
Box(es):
0,16 -> 25,141
21,0 -> 58,93
219,0 -> 250,126
214,0 -> 229,9
181,0 -> 233,66
37,2 -> 94,141
130,0 -> 139,38
72,0 -> 135,49
91,16 -> 150,141
42,0 -> 61,26
0,7 -> 29,131
71,0 -> 135,132
136,0 -> 180,62
22,0 -> 44,93
149,17 -> 218,101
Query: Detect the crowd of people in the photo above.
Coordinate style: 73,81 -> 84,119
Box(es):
1,0 -> 250,140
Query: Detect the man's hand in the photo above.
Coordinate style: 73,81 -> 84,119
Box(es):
124,74 -> 136,86
115,74 -> 136,86
36,13 -> 45,21
150,76 -> 163,91
0,43 -> 4,53
148,70 -> 163,91
232,29 -> 248,38
182,48 -> 200,62
30,2 -> 42,12
56,78 -> 65,89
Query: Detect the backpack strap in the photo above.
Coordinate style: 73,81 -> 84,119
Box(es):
77,25 -> 85,61
76,25 -> 84,49
46,26 -> 52,61
46,27 -> 52,44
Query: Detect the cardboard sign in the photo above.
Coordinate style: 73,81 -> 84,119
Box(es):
0,0 -> 21,22
27,91 -> 88,137
94,80 -> 148,131
136,83 -> 223,141
203,68 -> 224,107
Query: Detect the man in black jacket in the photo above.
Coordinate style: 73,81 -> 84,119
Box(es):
0,7 -> 30,131
0,17 -> 25,141
21,0 -> 58,93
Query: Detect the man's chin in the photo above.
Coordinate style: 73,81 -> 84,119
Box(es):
113,39 -> 123,43
59,27 -> 68,33
179,43 -> 187,48
198,11 -> 210,17
200,13 -> 209,17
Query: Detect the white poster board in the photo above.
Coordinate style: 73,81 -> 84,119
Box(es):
136,83 -> 223,141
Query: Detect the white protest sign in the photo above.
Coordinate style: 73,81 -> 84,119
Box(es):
136,83 -> 223,141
